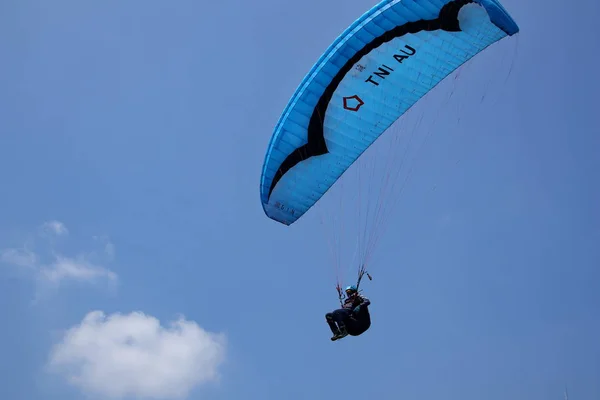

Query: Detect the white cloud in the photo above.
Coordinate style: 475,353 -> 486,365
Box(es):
40,255 -> 117,284
0,221 -> 118,288
93,235 -> 116,261
41,220 -> 69,236
105,241 -> 115,260
0,247 -> 37,268
48,311 -> 226,399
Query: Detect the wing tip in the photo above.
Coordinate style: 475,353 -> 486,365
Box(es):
478,0 -> 520,36
261,201 -> 296,227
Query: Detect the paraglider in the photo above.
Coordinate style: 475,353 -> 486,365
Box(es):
326,285 -> 372,341
259,0 -> 519,340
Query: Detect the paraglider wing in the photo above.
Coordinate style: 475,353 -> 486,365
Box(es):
260,0 -> 518,225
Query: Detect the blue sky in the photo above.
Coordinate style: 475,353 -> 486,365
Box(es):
1,0 -> 599,399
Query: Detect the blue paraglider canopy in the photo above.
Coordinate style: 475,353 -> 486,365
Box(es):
260,0 -> 518,226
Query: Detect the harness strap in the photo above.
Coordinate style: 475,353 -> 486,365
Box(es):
355,265 -> 372,291
336,284 -> 344,307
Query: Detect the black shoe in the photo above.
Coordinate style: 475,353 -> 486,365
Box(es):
330,328 -> 348,341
